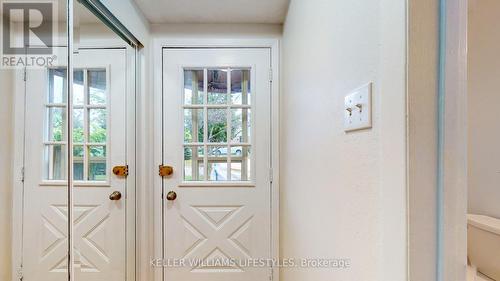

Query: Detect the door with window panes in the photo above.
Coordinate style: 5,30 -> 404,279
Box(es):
162,48 -> 272,281
22,48 -> 128,281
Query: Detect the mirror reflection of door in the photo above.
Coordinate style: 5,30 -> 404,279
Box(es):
22,48 -> 128,281
162,48 -> 273,281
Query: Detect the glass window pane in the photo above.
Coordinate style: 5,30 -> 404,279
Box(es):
230,146 -> 251,181
184,109 -> 204,143
184,70 -> 204,105
184,146 -> 205,181
208,69 -> 227,104
89,109 -> 107,143
208,108 -> 227,143
208,146 -> 228,181
73,145 -> 84,157
73,145 -> 84,181
46,107 -> 65,142
48,69 -> 66,103
230,69 -> 251,105
73,108 -> 84,143
44,144 -> 66,180
89,70 -> 106,105
88,145 -> 106,181
231,108 -> 251,143
74,162 -> 84,181
89,145 -> 106,158
73,70 -> 84,105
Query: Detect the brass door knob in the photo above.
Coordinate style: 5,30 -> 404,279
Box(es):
166,191 -> 177,201
109,191 -> 122,201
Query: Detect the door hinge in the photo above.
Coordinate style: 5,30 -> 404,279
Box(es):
269,168 -> 273,183
269,68 -> 273,82
159,165 -> 173,177
23,68 -> 27,81
21,167 -> 25,183
269,266 -> 274,281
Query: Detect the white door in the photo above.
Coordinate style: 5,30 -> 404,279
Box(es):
22,48 -> 128,281
162,48 -> 272,281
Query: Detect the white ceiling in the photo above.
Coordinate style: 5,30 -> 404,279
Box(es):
133,0 -> 290,24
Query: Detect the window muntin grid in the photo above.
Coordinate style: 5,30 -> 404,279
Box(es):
44,68 -> 108,182
183,68 -> 252,182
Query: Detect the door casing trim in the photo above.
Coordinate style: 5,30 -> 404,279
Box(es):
436,0 -> 468,280
152,38 -> 280,281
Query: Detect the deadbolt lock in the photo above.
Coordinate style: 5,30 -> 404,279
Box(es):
113,165 -> 129,177
159,165 -> 173,177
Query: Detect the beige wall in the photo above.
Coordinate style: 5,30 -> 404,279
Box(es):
280,0 -> 406,280
0,69 -> 14,281
468,0 -> 500,218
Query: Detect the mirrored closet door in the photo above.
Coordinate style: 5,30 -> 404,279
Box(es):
9,1 -> 141,280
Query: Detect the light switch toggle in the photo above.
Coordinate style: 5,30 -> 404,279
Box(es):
346,107 -> 353,116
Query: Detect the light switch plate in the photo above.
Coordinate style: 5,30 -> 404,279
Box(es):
344,83 -> 372,132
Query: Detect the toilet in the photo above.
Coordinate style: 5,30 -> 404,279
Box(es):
468,214 -> 500,281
